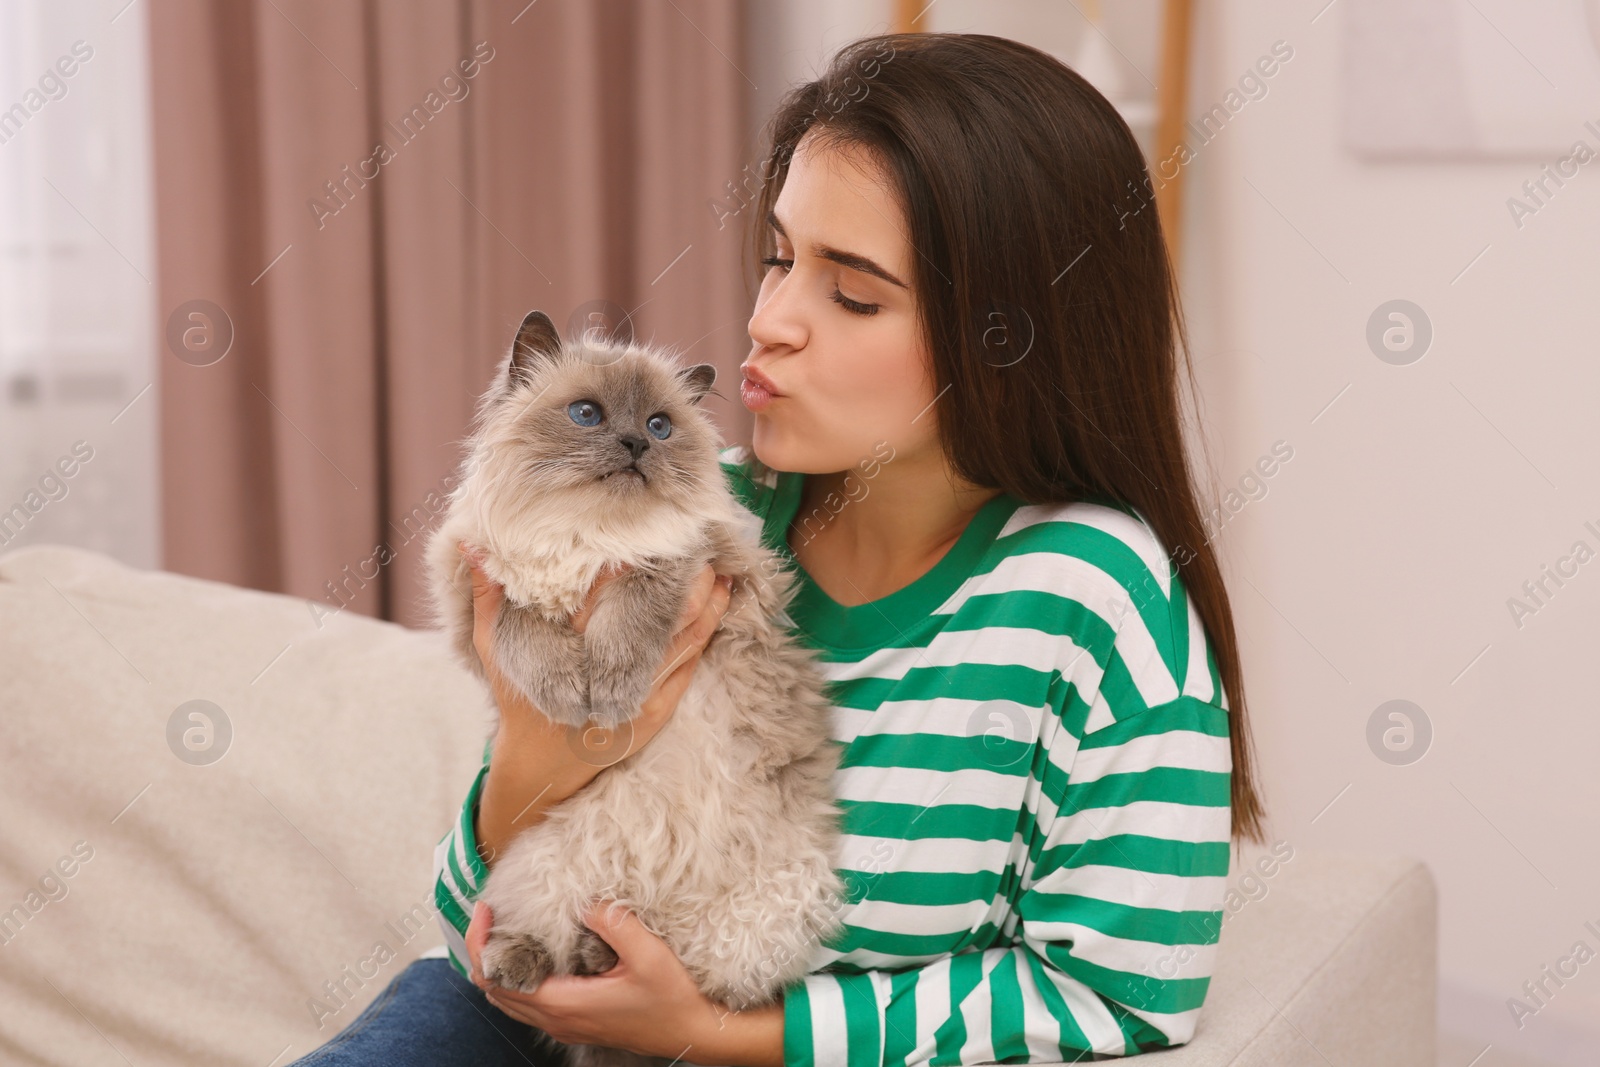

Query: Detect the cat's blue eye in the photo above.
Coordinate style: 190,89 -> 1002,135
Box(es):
645,413 -> 671,440
568,400 -> 603,427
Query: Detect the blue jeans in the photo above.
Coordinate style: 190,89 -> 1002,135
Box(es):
288,957 -> 571,1066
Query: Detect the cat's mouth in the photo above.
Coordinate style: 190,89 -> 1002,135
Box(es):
602,464 -> 646,483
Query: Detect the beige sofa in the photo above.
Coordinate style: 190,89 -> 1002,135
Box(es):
0,545 -> 1437,1065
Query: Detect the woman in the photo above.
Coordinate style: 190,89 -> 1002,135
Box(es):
294,30 -> 1263,1067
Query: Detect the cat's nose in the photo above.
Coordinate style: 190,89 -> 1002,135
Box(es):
618,434 -> 649,461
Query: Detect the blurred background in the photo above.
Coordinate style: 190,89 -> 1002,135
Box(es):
2,1 -> 1597,1062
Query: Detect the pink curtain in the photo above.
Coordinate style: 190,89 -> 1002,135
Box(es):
149,0 -> 754,626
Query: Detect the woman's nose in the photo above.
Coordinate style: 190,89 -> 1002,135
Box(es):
747,275 -> 806,353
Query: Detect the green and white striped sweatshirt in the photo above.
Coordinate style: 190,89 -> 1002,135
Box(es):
431,444 -> 1234,1065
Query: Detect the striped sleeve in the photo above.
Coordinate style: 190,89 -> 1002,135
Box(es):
431,746 -> 493,979
780,693 -> 1232,1065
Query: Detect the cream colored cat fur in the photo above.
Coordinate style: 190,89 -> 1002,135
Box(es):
423,310 -> 845,1067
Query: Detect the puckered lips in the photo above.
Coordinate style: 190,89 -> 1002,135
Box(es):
740,362 -> 784,412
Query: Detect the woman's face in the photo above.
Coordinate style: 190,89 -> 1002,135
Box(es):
742,130 -> 939,475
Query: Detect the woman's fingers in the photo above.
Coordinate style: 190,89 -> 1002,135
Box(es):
676,564 -> 719,631
639,572 -> 732,736
466,900 -> 495,990
458,542 -> 504,673
703,573 -> 734,638
658,572 -> 729,682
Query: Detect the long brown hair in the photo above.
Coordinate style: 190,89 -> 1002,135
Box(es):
744,32 -> 1265,842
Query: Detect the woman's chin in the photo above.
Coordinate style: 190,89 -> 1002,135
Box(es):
752,420 -> 844,477
750,418 -> 790,469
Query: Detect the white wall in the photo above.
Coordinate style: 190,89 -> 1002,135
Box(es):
748,3 -> 1600,1065
1184,4 -> 1600,1065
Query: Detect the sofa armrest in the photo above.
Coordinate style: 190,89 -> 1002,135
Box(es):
1145,847 -> 1437,1066
0,545 -> 491,1067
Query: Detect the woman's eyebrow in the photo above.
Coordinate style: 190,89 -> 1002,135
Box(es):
767,209 -> 908,289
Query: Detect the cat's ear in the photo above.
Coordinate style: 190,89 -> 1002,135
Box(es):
677,362 -> 717,405
506,310 -> 563,389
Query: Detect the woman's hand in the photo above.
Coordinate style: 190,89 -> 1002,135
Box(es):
461,544 -> 732,758
459,543 -> 733,868
464,899 -> 740,1058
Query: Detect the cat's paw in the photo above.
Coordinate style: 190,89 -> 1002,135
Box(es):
481,930 -> 555,994
586,662 -> 657,731
572,927 -> 619,975
525,675 -> 593,728
494,630 -> 592,726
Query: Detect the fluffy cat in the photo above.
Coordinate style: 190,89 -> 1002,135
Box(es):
424,310 -> 845,1067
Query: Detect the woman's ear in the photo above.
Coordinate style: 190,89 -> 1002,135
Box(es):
507,310 -> 563,389
678,362 -> 717,404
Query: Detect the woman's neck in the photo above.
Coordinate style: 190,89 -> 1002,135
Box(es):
787,457 -> 1001,607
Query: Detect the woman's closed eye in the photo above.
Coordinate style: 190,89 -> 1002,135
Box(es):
761,255 -> 881,317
